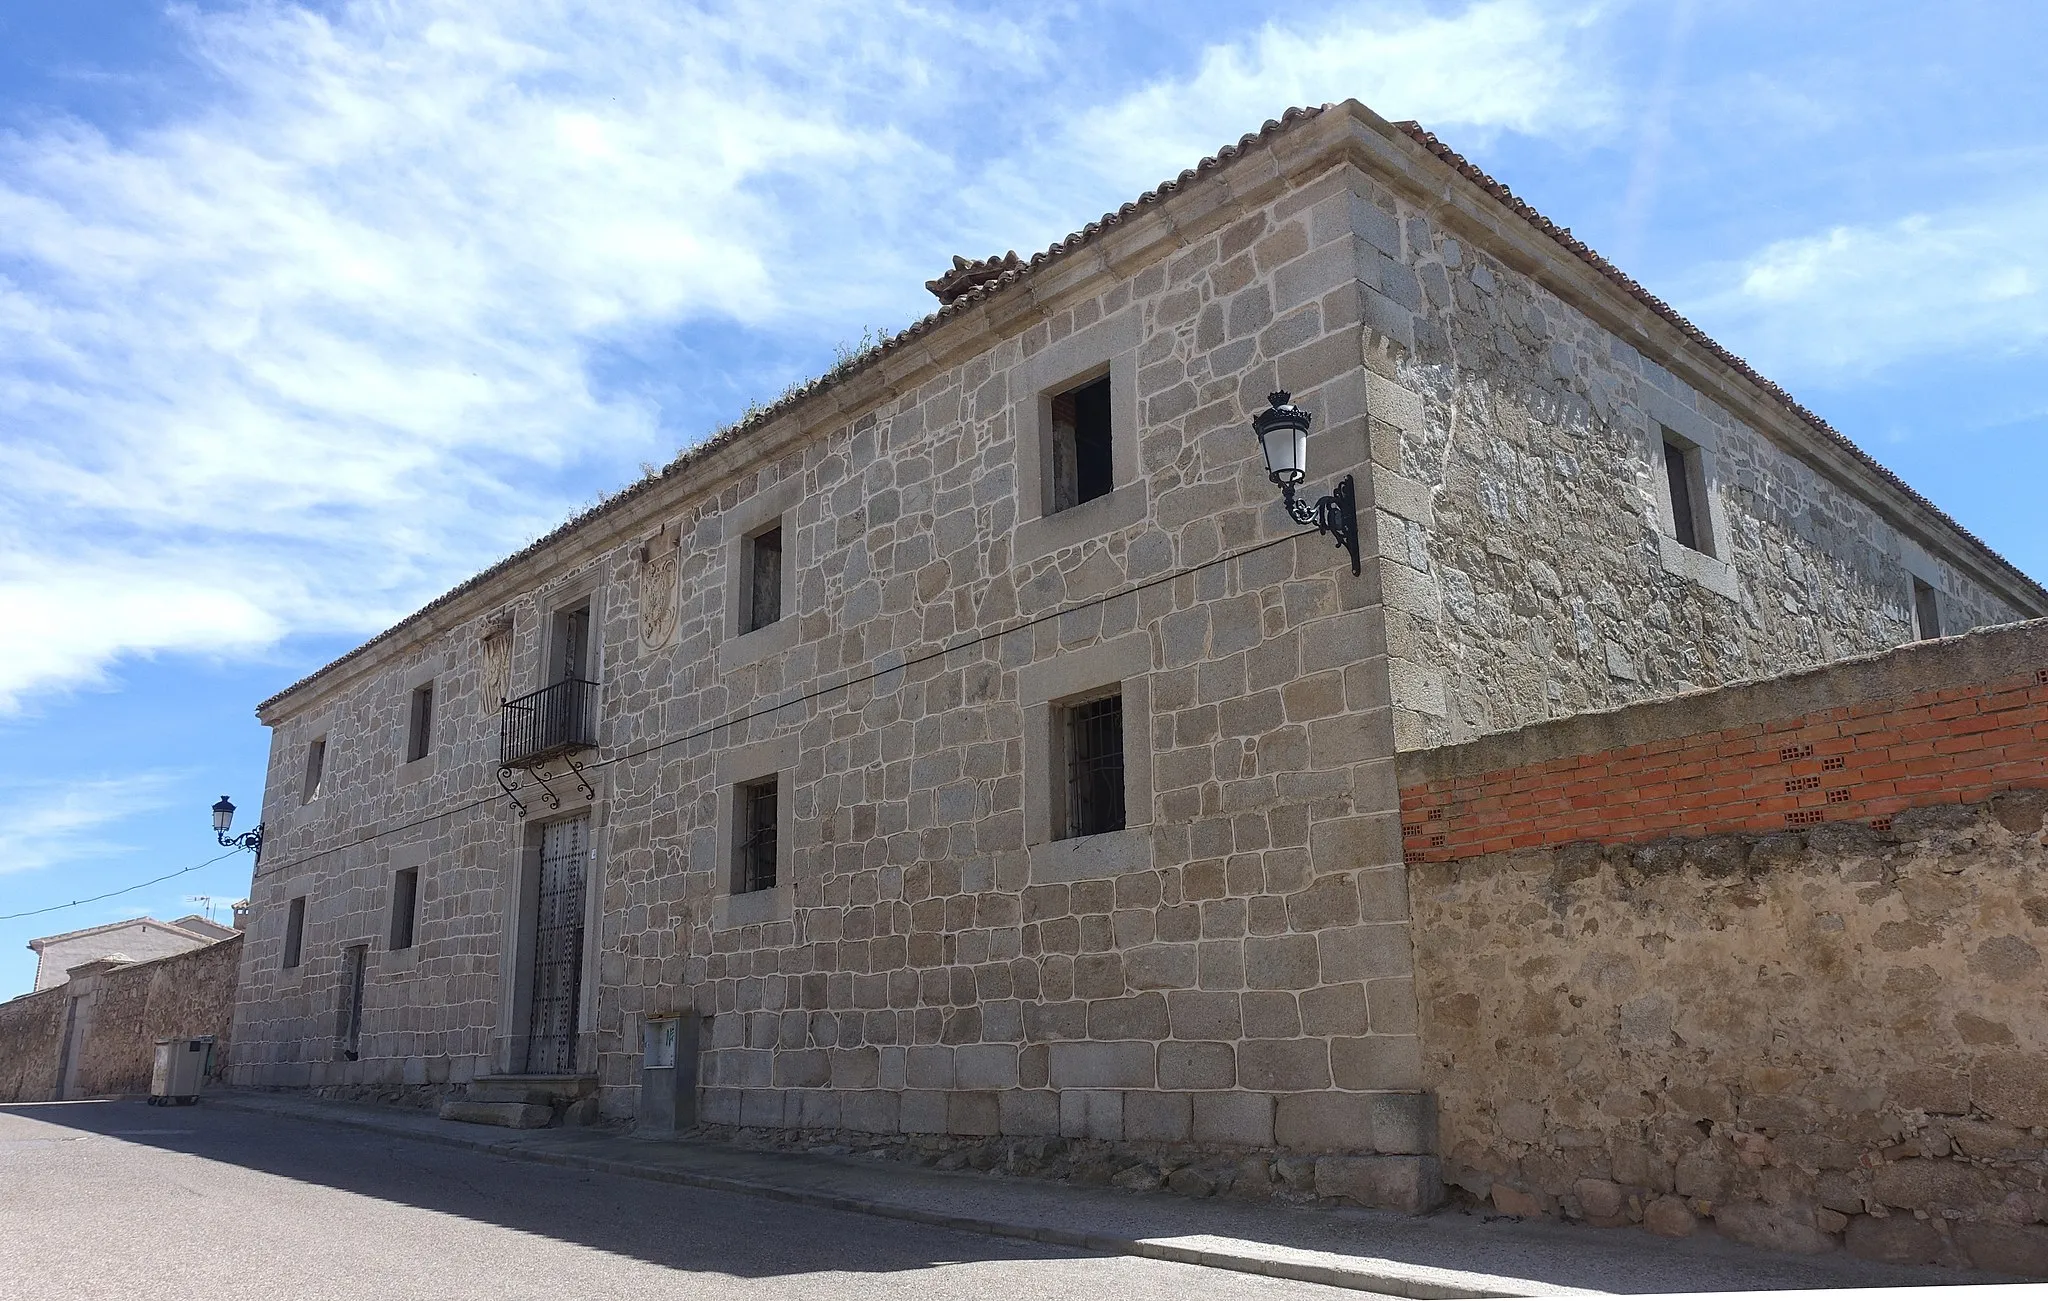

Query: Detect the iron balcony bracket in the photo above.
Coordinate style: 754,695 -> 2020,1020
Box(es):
496,766 -> 529,818
1280,473 -> 1361,576
563,754 -> 596,802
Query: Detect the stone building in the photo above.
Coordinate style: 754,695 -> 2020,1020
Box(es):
228,101 -> 2045,1210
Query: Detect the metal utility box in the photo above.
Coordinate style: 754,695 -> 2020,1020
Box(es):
636,1013 -> 699,1135
149,1036 -> 213,1106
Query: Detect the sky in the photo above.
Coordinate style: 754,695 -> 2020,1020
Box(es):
1,0 -> 2043,996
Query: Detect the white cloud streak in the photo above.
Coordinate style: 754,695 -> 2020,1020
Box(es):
0,772 -> 184,876
0,0 -> 1609,710
1693,190 -> 2048,379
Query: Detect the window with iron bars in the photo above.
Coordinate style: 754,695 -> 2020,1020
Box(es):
735,777 -> 778,893
1062,694 -> 1125,839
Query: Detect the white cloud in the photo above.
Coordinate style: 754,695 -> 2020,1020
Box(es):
0,0 -> 1051,709
0,0 -> 1617,710
0,772 -> 184,876
1061,0 -> 1615,191
1691,190 -> 2048,378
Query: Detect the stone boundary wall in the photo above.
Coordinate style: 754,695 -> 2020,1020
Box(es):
0,936 -> 241,1102
0,985 -> 66,1103
73,936 -> 242,1097
1396,620 -> 2048,1276
1400,619 -> 2048,861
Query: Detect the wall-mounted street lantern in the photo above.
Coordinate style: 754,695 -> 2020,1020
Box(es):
211,795 -> 263,863
1251,391 -> 1360,575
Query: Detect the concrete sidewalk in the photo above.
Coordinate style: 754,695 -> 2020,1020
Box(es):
207,1091 -> 1990,1297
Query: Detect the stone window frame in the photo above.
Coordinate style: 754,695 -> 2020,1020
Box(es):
381,840 -> 429,974
717,476 -> 804,674
711,732 -> 798,931
281,894 -> 307,970
541,582 -> 603,687
294,707 -> 336,812
396,656 -> 446,788
1641,388 -> 1737,600
301,734 -> 328,805
1020,631 -> 1153,885
1011,307 -> 1145,567
1895,537 -> 1948,642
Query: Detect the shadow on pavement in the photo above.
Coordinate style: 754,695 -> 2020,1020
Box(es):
2,1099 -> 1093,1283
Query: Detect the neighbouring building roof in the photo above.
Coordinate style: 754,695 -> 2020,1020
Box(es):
255,100 -> 2047,717
26,916 -> 216,952
170,914 -> 241,940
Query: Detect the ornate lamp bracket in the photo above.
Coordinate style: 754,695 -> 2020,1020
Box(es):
1280,475 -> 1361,576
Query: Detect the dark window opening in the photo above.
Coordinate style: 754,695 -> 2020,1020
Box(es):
1050,375 -> 1114,513
1063,694 -> 1125,839
1913,578 -> 1943,640
406,684 -> 434,763
282,896 -> 306,969
389,867 -> 420,951
736,777 -> 779,893
742,526 -> 783,634
337,944 -> 367,1061
301,737 -> 326,803
1663,441 -> 1704,553
553,602 -> 592,684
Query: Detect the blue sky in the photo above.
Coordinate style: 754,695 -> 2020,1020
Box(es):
1,0 -> 2043,996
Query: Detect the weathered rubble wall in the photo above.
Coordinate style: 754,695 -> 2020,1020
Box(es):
73,936 -> 241,1097
1401,622 -> 2048,1275
0,985 -> 66,1102
0,937 -> 240,1102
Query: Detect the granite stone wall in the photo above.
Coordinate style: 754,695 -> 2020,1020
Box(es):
229,104 -> 2040,1214
233,134 -> 1437,1184
1402,624 -> 2048,1274
1357,203 -> 2028,751
0,986 -> 65,1103
0,938 -> 239,1102
1413,799 -> 2048,1275
73,936 -> 242,1097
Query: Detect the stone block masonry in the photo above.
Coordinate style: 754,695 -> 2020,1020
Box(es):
229,102 -> 2043,1225
1399,620 -> 2048,1275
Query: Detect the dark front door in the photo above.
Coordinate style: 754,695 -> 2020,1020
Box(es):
525,815 -> 589,1074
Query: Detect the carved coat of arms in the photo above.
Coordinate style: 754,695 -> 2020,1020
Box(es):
480,616 -> 513,705
641,526 -> 681,650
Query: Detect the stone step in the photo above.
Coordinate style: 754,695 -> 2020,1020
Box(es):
466,1074 -> 596,1105
438,1099 -> 553,1129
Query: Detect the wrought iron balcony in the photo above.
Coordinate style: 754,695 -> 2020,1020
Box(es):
500,678 -> 599,770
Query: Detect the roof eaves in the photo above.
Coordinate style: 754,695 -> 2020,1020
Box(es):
26,916 -> 195,950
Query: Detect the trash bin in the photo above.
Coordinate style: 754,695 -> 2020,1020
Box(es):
149,1036 -> 214,1106
637,1013 -> 698,1135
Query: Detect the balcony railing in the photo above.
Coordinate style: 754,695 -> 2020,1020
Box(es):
500,678 -> 599,769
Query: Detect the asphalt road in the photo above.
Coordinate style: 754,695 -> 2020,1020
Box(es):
0,1101 -> 1380,1301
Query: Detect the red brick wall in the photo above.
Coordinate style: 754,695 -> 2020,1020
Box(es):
1401,666 -> 2048,862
